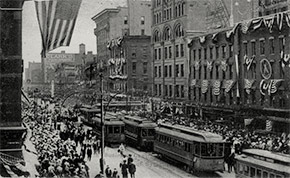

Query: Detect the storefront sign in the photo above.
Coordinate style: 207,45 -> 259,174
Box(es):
260,58 -> 272,79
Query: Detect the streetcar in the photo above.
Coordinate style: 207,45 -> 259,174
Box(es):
235,149 -> 290,178
79,107 -> 100,126
154,123 -> 225,172
91,112 -> 125,146
122,115 -> 157,150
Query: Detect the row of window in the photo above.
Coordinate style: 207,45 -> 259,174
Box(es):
243,61 -> 284,79
154,84 -> 185,98
154,44 -> 185,60
153,24 -> 184,42
192,64 -> 234,80
243,37 -> 285,56
107,126 -> 124,134
153,1 -> 185,25
244,90 -> 286,108
154,64 -> 184,78
156,133 -> 191,152
123,16 -> 145,25
237,162 -> 283,178
192,44 -> 233,61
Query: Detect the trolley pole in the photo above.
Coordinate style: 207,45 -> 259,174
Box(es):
100,73 -> 105,174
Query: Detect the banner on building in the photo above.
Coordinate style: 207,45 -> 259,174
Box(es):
35,0 -> 82,56
212,80 -> 221,96
259,79 -> 284,96
244,79 -> 255,94
201,80 -> 209,94
207,61 -> 213,71
244,118 -> 253,126
266,120 -> 273,131
223,80 -> 235,93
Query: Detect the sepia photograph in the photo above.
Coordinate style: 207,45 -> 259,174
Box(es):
0,0 -> 290,177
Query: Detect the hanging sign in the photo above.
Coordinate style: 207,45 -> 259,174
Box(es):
259,79 -> 283,96
260,58 -> 272,79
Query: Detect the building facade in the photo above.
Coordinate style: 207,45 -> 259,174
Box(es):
107,36 -> 152,96
188,11 -> 290,132
92,0 -> 152,91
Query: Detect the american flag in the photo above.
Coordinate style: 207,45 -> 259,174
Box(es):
35,0 -> 82,56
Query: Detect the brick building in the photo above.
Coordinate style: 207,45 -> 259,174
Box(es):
188,11 -> 290,132
107,36 -> 152,96
92,0 -> 152,91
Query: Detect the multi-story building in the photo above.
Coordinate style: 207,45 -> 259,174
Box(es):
188,11 -> 290,132
258,0 -> 289,16
23,62 -> 43,93
107,35 -> 152,96
92,0 -> 152,91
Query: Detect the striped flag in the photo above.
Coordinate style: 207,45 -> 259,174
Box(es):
35,0 -> 82,56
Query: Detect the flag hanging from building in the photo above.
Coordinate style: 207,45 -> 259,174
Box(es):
35,0 -> 82,56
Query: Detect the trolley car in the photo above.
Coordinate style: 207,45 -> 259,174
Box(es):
91,112 -> 125,145
154,123 -> 225,172
235,149 -> 290,178
122,115 -> 157,150
79,107 -> 100,126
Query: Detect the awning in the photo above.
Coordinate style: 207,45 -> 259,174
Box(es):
0,152 -> 30,177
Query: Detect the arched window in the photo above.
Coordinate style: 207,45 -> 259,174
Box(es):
175,24 -> 184,38
163,27 -> 171,41
153,30 -> 161,42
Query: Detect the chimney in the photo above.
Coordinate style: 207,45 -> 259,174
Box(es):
79,43 -> 86,55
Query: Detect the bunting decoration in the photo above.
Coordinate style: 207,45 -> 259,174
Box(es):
108,58 -> 127,80
244,79 -> 255,94
281,51 -> 290,69
199,36 -> 206,44
201,80 -> 209,94
116,36 -> 123,46
207,61 -> 214,71
286,13 -> 290,27
107,41 -> 112,49
0,152 -> 30,177
235,55 -> 240,97
276,13 -> 284,31
241,20 -> 251,34
35,0 -> 82,57
194,61 -> 200,70
226,23 -> 239,39
221,60 -> 228,71
252,18 -> 264,30
264,16 -> 275,33
223,80 -> 235,93
212,80 -> 221,96
107,36 -> 123,49
260,79 -> 284,96
160,102 -> 173,113
244,55 -> 256,71
191,79 -> 197,86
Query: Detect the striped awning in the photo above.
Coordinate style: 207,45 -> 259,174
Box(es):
0,152 -> 30,177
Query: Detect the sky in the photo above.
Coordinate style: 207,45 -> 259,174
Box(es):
22,0 -> 127,68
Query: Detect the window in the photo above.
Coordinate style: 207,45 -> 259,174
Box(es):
209,47 -> 213,59
158,66 -> 161,77
250,167 -> 255,178
244,42 -> 248,55
141,16 -> 145,25
114,127 -> 120,133
165,47 -> 168,59
165,65 -> 168,77
175,85 -> 179,97
169,46 -> 172,58
158,48 -> 161,59
180,44 -> 184,57
164,27 -> 171,41
181,85 -> 184,98
154,84 -> 157,95
279,37 -> 285,52
169,65 -> 172,77
229,44 -> 233,57
154,66 -> 157,77
204,48 -> 207,59
260,39 -> 265,55
229,64 -> 233,79
193,50 -> 196,60
215,46 -> 219,58
169,85 -> 172,97
262,171 -> 268,178
141,29 -> 145,35
132,62 -> 136,73
165,85 -> 168,96
269,38 -> 275,54
175,64 -> 179,77
199,48 -> 202,59
222,45 -> 226,58
158,84 -> 162,96
143,62 -> 147,74
181,64 -> 184,77
154,49 -> 157,60
204,66 -> 207,79
153,30 -> 161,42
175,45 -> 179,57
256,169 -> 262,178
251,41 -> 256,55
216,65 -> 219,79
124,16 -> 128,24
244,166 -> 249,176
108,126 -> 113,133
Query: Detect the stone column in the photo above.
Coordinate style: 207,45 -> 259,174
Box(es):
0,0 -> 26,159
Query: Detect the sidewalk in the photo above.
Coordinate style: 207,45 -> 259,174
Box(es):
22,124 -> 40,177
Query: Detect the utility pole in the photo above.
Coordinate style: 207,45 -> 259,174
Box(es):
99,73 -> 105,174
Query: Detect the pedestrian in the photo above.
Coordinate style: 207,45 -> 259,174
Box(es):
105,165 -> 112,178
87,146 -> 92,161
118,143 -> 125,157
112,168 -> 118,178
120,160 -> 128,178
127,154 -> 133,165
128,162 -> 136,178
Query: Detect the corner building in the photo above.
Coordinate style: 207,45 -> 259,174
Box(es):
188,11 -> 290,133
